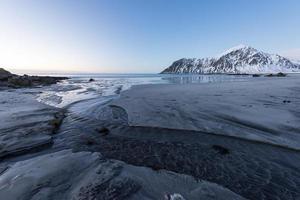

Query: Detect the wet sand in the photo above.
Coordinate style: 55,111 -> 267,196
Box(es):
112,76 -> 300,150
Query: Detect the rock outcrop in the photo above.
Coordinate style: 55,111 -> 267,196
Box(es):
0,68 -> 68,88
0,68 -> 13,81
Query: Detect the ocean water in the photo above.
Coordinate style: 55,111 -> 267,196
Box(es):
36,73 -> 252,108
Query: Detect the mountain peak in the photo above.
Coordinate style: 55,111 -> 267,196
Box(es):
217,44 -> 255,58
162,45 -> 300,74
228,44 -> 249,50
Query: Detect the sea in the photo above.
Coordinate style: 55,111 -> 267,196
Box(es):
26,73 -> 252,108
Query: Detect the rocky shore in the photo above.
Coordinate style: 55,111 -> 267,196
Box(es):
0,68 -> 68,88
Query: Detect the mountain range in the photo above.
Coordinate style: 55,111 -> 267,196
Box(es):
161,45 -> 300,74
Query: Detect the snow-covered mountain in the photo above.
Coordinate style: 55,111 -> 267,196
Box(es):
289,59 -> 300,66
161,45 -> 300,74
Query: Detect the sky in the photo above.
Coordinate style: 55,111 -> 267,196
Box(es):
0,0 -> 299,73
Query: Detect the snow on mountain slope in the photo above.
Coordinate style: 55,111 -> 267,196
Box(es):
290,59 -> 300,66
161,45 -> 300,74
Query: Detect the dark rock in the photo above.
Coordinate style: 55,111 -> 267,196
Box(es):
277,72 -> 287,77
49,112 -> 66,134
283,100 -> 291,103
96,127 -> 110,136
0,68 -> 11,75
150,164 -> 164,171
86,138 -> 95,146
115,85 -> 123,94
0,68 -> 68,88
212,145 -> 230,155
0,68 -> 13,81
252,74 -> 260,77
265,73 -> 274,77
265,72 -> 287,77
8,76 -> 32,87
29,76 -> 68,85
89,78 -> 95,82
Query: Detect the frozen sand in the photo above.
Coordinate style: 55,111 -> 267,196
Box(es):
112,76 -> 300,150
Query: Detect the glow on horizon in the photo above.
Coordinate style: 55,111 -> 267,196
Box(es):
0,0 -> 157,73
0,1 -> 125,73
0,0 -> 299,73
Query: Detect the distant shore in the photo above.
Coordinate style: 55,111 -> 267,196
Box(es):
0,68 -> 68,89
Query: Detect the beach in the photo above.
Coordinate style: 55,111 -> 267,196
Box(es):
112,76 -> 300,150
0,74 -> 300,199
2,1 -> 300,199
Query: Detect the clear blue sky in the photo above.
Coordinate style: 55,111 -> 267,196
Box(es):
0,0 -> 299,73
